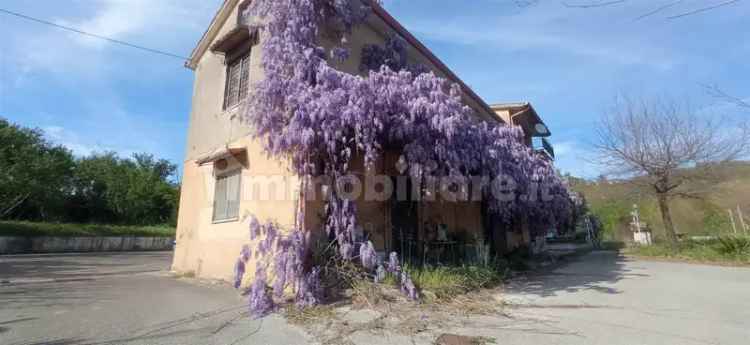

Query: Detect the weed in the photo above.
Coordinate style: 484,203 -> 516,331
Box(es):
285,305 -> 336,326
626,237 -> 750,265
716,236 -> 750,255
406,265 -> 504,302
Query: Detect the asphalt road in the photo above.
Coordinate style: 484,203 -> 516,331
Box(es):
1,251 -> 749,345
0,252 -> 309,345
480,251 -> 750,345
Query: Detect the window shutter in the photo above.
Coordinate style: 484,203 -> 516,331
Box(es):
213,170 -> 241,222
226,172 -> 241,219
224,59 -> 241,109
213,176 -> 228,221
239,55 -> 250,100
224,49 -> 251,109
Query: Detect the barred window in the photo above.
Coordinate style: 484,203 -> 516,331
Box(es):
213,170 -> 241,223
224,51 -> 251,109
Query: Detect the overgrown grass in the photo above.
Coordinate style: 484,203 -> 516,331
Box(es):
600,241 -> 627,251
285,304 -> 336,326
625,236 -> 750,265
348,264 -> 506,306
0,221 -> 175,237
406,265 -> 505,300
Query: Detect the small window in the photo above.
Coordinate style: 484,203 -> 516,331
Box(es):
213,170 -> 241,223
224,50 -> 251,109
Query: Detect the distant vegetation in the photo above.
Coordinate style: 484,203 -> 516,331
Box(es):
0,221 -> 175,238
567,161 -> 750,241
625,236 -> 750,265
0,118 -> 179,228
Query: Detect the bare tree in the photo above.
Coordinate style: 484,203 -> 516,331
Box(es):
593,96 -> 750,247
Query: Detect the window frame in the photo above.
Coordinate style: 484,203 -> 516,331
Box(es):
212,168 -> 242,224
223,43 -> 252,110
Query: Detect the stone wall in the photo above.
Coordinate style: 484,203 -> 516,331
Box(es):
0,237 -> 174,255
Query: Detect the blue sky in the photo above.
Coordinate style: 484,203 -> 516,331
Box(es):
1,0 -> 748,178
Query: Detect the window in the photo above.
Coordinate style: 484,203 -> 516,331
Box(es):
224,50 -> 251,109
213,170 -> 241,223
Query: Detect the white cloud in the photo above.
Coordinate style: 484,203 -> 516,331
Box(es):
402,1 -> 683,70
8,0 -> 219,80
44,125 -> 100,156
549,139 -> 602,178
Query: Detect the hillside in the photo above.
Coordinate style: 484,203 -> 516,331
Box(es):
569,161 -> 750,241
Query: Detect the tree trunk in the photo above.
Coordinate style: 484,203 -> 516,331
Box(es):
656,192 -> 678,248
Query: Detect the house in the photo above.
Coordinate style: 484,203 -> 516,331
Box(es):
490,103 -> 557,249
491,102 -> 555,160
172,0 -> 558,281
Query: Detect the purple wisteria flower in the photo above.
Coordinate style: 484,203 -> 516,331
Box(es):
233,258 -> 246,289
233,245 -> 252,289
374,265 -> 386,283
249,215 -> 261,241
359,241 -> 377,270
249,268 -> 274,318
232,0 -> 574,312
400,271 -> 419,301
387,252 -> 401,273
296,267 -> 323,308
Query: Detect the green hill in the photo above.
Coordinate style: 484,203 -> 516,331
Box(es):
569,161 -> 750,241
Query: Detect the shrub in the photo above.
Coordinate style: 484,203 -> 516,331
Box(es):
716,236 -> 750,255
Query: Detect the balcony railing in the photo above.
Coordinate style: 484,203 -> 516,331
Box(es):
533,137 -> 555,160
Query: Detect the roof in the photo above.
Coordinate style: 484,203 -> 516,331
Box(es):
491,102 -> 551,137
210,25 -> 258,54
185,0 -> 503,124
186,0 -> 241,70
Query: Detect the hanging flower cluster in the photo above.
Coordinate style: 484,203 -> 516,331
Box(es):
236,216 -> 321,318
360,34 -> 427,74
232,0 -> 573,315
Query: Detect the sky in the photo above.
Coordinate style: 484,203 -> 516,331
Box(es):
1,0 -> 748,179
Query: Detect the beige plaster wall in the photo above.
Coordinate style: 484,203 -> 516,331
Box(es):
174,3 -> 292,281
184,4 -> 263,161
173,135 -> 300,281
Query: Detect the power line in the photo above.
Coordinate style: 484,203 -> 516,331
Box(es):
0,8 -> 188,60
667,0 -> 742,19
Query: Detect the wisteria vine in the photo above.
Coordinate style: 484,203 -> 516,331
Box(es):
230,0 -> 572,317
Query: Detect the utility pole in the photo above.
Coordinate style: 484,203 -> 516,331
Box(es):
728,209 -> 738,234
737,205 -> 748,234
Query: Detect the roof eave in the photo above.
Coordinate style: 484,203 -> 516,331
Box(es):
186,0 -> 241,70
525,104 -> 552,137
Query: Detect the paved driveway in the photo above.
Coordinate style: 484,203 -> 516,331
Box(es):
0,252 -> 309,345
2,251 -> 749,345
474,251 -> 750,345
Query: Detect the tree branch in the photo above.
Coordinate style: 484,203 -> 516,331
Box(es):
702,84 -> 750,110
0,194 -> 30,219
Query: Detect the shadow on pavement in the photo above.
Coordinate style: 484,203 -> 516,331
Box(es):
507,250 -> 646,298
